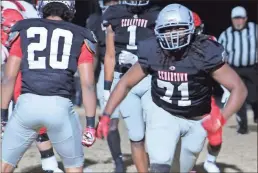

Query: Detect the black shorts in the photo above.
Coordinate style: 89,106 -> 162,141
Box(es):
232,64 -> 258,103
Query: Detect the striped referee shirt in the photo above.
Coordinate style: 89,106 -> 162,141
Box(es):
218,22 -> 257,67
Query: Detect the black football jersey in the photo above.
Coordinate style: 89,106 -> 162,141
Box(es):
87,13 -> 106,62
102,4 -> 160,72
138,36 -> 226,118
11,18 -> 97,99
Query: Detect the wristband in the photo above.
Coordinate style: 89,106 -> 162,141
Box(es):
103,112 -> 111,117
1,109 -> 8,122
104,80 -> 112,90
86,116 -> 95,128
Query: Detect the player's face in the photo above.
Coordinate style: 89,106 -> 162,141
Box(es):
161,26 -> 188,45
232,17 -> 247,30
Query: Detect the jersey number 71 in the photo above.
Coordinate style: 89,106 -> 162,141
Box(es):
157,79 -> 192,106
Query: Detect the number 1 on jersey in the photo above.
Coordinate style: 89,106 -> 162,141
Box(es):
127,25 -> 137,50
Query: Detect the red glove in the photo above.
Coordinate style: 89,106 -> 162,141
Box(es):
96,116 -> 110,139
203,97 -> 226,146
82,127 -> 96,147
202,98 -> 226,133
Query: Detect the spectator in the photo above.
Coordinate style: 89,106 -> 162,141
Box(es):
218,6 -> 258,134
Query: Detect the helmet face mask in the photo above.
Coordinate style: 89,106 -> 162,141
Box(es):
154,4 -> 195,50
123,0 -> 149,6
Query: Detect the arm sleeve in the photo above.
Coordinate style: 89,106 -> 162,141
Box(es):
202,41 -> 226,73
78,43 -> 94,66
9,36 -> 22,58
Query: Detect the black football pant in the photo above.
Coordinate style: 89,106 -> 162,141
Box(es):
232,64 -> 258,129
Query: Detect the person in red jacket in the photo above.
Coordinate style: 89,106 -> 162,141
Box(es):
193,12 -> 224,173
1,8 -> 62,173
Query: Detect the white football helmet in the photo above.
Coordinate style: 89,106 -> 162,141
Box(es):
154,4 -> 195,50
36,0 -> 75,18
123,0 -> 149,6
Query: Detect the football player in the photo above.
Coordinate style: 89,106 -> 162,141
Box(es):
1,7 -> 64,173
1,1 -> 97,173
96,0 -> 160,172
98,4 -> 247,173
87,0 -> 119,110
193,12 -> 224,173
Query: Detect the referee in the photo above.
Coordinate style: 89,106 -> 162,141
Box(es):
218,6 -> 257,134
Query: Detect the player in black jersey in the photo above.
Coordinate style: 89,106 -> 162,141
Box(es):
96,0 -> 160,172
87,0 -> 119,116
98,4 -> 247,173
1,2 -> 97,173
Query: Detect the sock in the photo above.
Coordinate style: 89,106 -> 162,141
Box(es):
107,129 -> 123,164
206,153 -> 217,163
150,164 -> 170,173
40,149 -> 58,171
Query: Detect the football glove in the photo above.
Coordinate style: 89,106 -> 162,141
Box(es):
118,50 -> 138,65
82,127 -> 96,147
96,115 -> 110,139
202,97 -> 226,133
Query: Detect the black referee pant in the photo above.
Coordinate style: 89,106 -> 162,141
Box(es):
232,64 -> 258,131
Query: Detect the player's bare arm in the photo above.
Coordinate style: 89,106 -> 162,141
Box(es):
79,62 -> 96,119
212,64 -> 247,120
1,55 -> 21,109
104,62 -> 147,116
104,25 -> 115,89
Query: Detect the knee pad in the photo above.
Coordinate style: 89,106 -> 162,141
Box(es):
36,133 -> 50,143
150,163 -> 171,173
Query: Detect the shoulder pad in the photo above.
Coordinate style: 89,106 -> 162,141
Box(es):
10,18 -> 38,32
138,36 -> 158,56
84,39 -> 96,54
138,36 -> 159,63
203,39 -> 228,62
102,4 -> 127,26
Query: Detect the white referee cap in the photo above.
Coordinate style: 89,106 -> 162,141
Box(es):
231,6 -> 247,18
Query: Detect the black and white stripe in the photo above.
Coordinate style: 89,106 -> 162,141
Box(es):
218,22 -> 257,67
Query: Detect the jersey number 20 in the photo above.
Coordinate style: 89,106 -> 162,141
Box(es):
27,27 -> 73,69
157,79 -> 191,106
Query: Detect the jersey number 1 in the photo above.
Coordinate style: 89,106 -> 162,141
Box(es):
27,27 -> 73,69
127,25 -> 137,50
